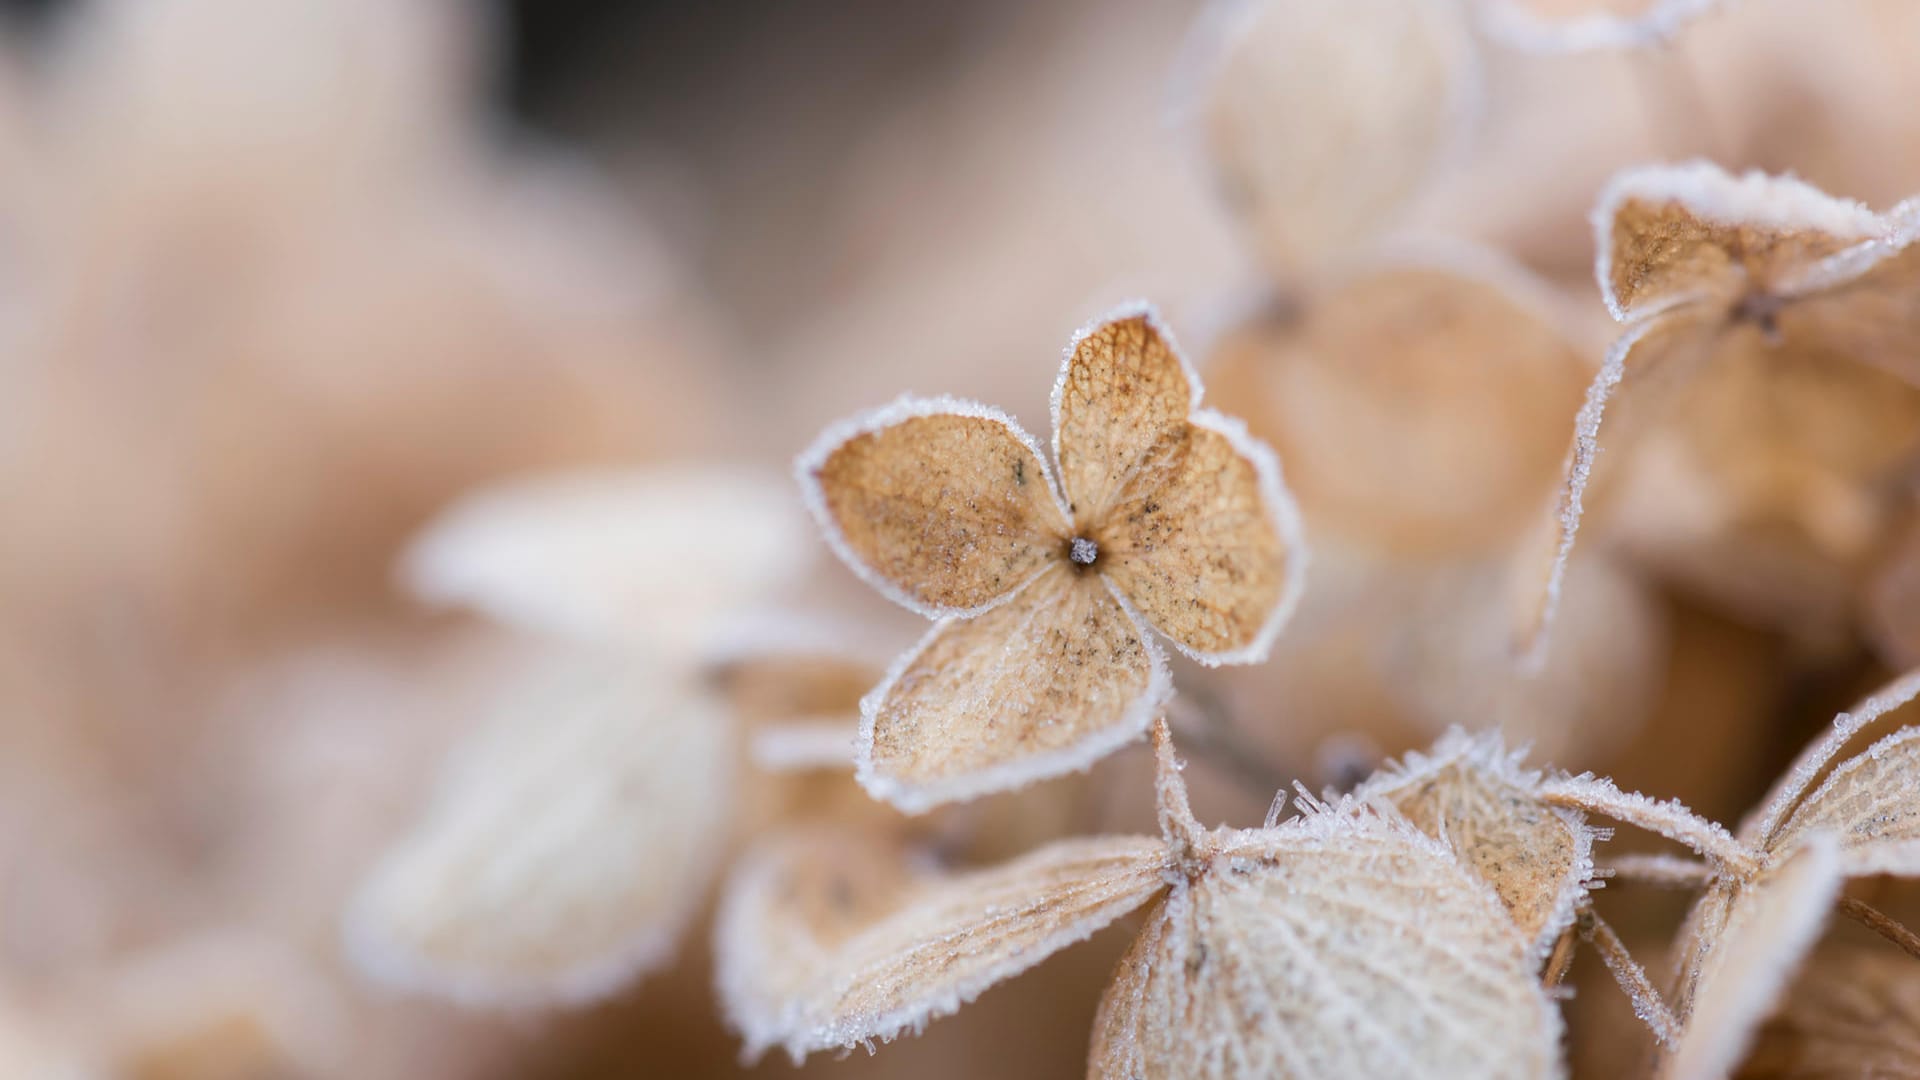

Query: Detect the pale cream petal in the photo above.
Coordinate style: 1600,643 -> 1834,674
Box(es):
858,563 -> 1169,812
1741,946 -> 1920,1078
1593,162 -> 1883,324
715,826 -> 1168,1063
1354,729 -> 1596,964
1666,837 -> 1845,1080
1202,257 -> 1593,556
1089,812 -> 1563,1079
342,649 -> 733,1007
798,397 -> 1071,617
402,465 -> 810,654
1188,0 -> 1478,274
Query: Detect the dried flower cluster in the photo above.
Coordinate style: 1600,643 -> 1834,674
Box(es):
11,0 -> 1920,1078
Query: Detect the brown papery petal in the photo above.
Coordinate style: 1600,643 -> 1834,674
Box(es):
1089,813 -> 1563,1079
857,563 -> 1169,812
716,827 -> 1168,1063
1095,417 -> 1300,664
1595,163 -> 1881,324
1354,729 -> 1595,964
1051,308 -> 1198,531
1666,837 -> 1845,1080
1192,0 -> 1477,275
798,398 -> 1070,617
1739,946 -> 1920,1079
1204,259 -> 1592,557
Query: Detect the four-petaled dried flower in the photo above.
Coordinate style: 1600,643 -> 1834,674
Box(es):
797,304 -> 1306,812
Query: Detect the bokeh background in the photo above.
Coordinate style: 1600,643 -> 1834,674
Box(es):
5,0 -> 1920,1076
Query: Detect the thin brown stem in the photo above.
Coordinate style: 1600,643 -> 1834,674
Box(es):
1541,925 -> 1578,990
1839,897 -> 1920,962
1581,909 -> 1680,1051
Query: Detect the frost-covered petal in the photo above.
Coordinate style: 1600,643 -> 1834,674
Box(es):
715,826 -> 1168,1063
1053,306 -> 1304,664
342,648 -> 733,1008
1203,254 -> 1592,556
857,563 -> 1170,812
1185,0 -> 1479,274
1094,415 -> 1303,665
1090,812 -> 1564,1080
1594,162 -> 1883,324
402,465 -> 809,654
1051,305 -> 1205,528
1772,726 -> 1920,861
798,396 -> 1071,618
1354,729 -> 1596,965
1666,837 -> 1845,1080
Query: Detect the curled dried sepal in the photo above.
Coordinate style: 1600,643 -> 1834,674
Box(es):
713,827 -> 1169,1063
1519,164 -> 1920,661
800,304 -> 1304,811
1353,729 -> 1596,965
1665,836 -> 1845,1080
342,650 -> 733,1008
1089,810 -> 1565,1080
1182,0 -> 1479,276
1476,0 -> 1731,53
1536,772 -> 1753,872
401,465 -> 810,655
1740,946 -> 1920,1078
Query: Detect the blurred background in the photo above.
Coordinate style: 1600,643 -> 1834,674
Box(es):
4,0 -> 1920,1076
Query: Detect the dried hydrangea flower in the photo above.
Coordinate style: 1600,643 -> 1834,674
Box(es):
1654,670 -> 1920,1075
403,465 -> 811,656
1740,945 -> 1920,1078
1519,162 -> 1920,660
716,720 -> 1565,1077
1181,0 -> 1479,277
1476,0 -> 1735,53
798,304 -> 1306,812
342,647 -> 733,1008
